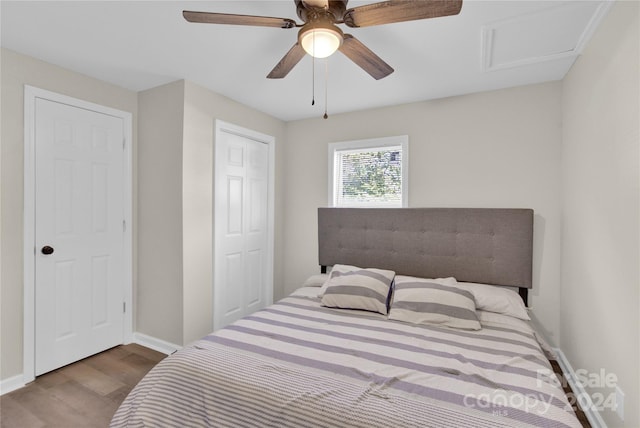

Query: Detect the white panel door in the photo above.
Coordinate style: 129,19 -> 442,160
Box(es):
214,126 -> 271,330
34,97 -> 125,376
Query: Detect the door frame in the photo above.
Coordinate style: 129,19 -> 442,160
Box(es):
213,120 -> 275,330
23,86 -> 133,383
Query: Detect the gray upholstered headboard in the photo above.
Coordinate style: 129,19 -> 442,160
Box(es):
318,208 -> 533,304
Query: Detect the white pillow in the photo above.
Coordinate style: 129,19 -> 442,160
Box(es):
456,282 -> 530,320
320,264 -> 395,315
302,273 -> 329,287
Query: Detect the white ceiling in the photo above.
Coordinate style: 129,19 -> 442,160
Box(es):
1,0 -> 611,121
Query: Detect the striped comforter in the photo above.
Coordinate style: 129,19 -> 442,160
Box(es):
111,288 -> 580,428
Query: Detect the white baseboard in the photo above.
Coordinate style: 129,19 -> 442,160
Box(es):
0,374 -> 25,396
553,347 -> 608,428
132,332 -> 182,355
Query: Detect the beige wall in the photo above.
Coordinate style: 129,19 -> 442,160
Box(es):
283,82 -> 563,342
181,80 -> 286,342
0,48 -> 138,380
561,2 -> 640,427
137,81 -> 185,345
136,80 -> 286,346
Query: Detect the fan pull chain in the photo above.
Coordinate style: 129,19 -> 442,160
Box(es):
323,59 -> 329,119
311,56 -> 315,106
311,32 -> 315,106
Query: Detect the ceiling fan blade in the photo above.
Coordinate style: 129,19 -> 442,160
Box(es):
339,34 -> 394,80
183,11 -> 297,29
267,43 -> 307,79
343,0 -> 463,28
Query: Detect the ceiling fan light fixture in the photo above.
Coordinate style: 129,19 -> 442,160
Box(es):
299,23 -> 343,58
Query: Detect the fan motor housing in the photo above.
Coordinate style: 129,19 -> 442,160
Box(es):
295,0 -> 348,23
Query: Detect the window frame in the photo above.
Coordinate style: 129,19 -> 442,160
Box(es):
328,135 -> 409,208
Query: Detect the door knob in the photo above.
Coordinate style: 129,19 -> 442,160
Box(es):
41,245 -> 54,255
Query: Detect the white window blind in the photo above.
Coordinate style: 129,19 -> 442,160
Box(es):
329,136 -> 408,208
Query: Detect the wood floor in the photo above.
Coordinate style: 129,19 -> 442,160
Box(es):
0,344 -> 165,428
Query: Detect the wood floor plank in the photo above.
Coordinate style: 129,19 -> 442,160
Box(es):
84,352 -> 142,387
0,396 -> 45,428
57,362 -> 126,396
99,346 -> 134,361
122,343 -> 167,363
4,383 -> 95,427
119,353 -> 159,374
48,380 -> 120,425
105,385 -> 136,404
32,371 -> 69,390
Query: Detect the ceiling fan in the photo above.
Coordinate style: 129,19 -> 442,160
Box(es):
183,0 -> 463,80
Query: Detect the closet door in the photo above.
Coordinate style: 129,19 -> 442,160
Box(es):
214,122 -> 273,330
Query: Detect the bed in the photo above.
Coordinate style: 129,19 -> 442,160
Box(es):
111,208 -> 581,428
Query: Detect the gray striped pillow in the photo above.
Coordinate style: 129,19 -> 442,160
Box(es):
388,280 -> 481,330
320,265 -> 395,315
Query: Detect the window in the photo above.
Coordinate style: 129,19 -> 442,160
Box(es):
328,136 -> 408,207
